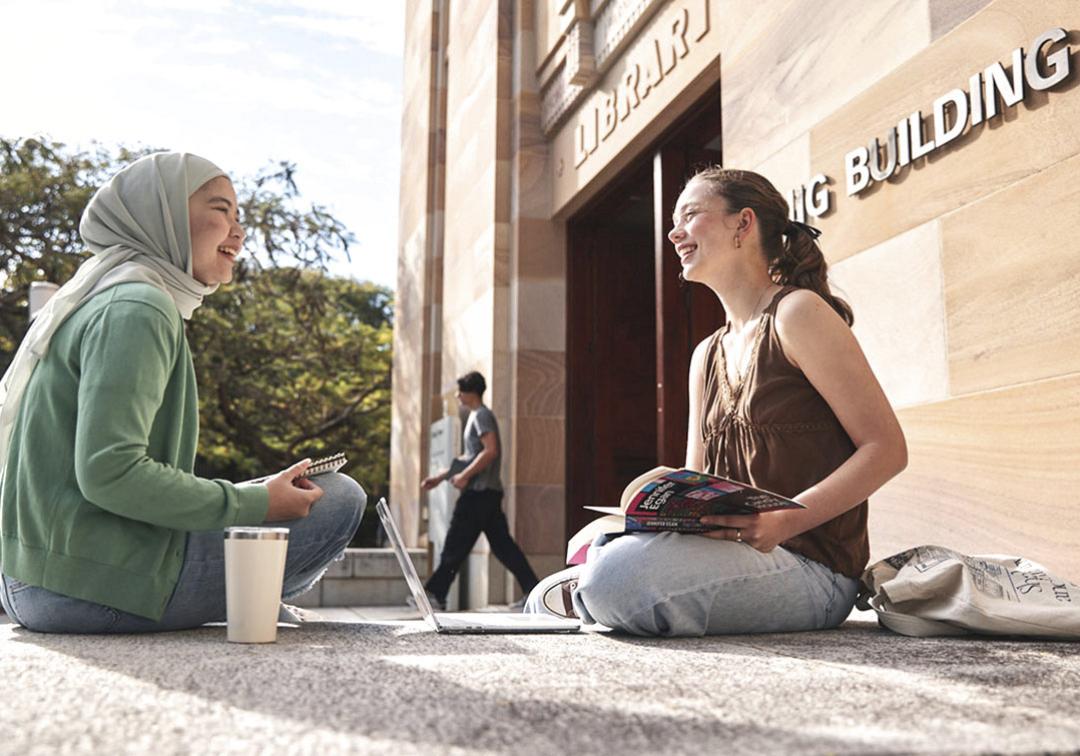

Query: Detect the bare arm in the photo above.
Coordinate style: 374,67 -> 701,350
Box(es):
420,468 -> 450,491
685,336 -> 712,470
450,431 -> 498,490
702,290 -> 907,550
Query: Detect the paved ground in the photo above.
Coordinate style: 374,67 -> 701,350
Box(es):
3,606 -> 1080,755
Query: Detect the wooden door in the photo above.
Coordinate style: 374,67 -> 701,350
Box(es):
566,176 -> 657,537
566,87 -> 723,540
653,98 -> 725,467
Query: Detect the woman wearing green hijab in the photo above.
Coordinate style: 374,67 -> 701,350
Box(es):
0,152 -> 365,632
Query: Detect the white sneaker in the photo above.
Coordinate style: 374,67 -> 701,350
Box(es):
279,603 -> 323,623
536,572 -> 580,620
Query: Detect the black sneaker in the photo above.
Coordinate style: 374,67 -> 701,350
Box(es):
405,591 -> 446,611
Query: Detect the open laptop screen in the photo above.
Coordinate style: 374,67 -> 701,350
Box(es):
376,498 -> 440,629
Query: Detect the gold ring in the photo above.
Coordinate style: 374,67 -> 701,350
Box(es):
735,529 -> 742,543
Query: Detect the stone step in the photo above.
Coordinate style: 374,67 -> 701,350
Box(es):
290,547 -> 429,608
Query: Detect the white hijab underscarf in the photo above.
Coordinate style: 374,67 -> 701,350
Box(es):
0,151 -> 227,474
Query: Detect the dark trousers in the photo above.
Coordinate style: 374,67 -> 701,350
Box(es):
425,488 -> 539,602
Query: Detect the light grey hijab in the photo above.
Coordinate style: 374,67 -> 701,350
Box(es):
0,151 -> 228,473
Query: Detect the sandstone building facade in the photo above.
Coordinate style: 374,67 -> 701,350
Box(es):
394,0 -> 1080,605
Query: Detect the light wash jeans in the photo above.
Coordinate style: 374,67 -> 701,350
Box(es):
0,473 -> 365,634
526,531 -> 859,637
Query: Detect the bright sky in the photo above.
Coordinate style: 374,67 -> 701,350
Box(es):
0,0 -> 403,290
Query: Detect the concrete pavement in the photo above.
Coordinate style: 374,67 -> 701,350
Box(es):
3,607 -> 1079,754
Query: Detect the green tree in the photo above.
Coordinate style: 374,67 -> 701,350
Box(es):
0,139 -> 124,363
0,137 -> 391,543
190,268 -> 392,504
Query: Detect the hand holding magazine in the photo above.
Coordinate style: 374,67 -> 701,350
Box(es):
566,466 -> 805,564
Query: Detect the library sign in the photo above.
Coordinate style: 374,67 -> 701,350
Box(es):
787,27 -> 1072,222
572,0 -> 711,169
552,0 -> 715,215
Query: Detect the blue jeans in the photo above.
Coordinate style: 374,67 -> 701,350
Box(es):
528,531 -> 858,637
0,473 -> 365,634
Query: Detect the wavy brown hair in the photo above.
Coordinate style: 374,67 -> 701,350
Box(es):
688,167 -> 853,326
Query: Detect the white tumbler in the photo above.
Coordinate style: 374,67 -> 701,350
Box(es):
224,527 -> 290,643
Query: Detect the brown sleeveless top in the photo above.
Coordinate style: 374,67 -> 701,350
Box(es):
701,286 -> 868,579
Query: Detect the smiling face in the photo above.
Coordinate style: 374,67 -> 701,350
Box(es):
189,175 -> 245,286
667,178 -> 742,284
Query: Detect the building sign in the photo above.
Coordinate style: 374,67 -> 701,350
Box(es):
788,27 -> 1072,222
574,0 -> 711,168
553,0 -> 717,215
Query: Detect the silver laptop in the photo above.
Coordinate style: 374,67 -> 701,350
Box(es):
376,498 -> 580,634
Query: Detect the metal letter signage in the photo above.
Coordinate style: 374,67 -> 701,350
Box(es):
574,0 -> 710,169
841,27 -> 1072,199
788,27 -> 1072,220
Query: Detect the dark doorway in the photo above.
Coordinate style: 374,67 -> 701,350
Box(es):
566,88 -> 724,537
566,161 -> 657,536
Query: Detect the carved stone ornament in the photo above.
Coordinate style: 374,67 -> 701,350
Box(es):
541,0 -> 664,134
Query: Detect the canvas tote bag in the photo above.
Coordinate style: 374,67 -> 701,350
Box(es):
857,545 -> 1080,639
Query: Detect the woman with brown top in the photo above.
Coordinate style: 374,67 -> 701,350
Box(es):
531,168 -> 907,636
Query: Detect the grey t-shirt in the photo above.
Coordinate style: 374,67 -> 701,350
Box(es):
459,405 -> 502,492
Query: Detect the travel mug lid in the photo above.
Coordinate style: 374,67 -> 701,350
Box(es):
225,526 -> 290,541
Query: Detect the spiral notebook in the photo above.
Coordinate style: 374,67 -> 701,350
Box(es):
246,452 -> 347,485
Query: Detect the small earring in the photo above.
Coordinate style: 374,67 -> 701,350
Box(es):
734,234 -> 741,249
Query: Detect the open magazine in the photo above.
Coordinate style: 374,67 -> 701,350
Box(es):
566,466 -> 805,564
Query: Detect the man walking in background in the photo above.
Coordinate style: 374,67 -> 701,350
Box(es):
419,371 -> 539,611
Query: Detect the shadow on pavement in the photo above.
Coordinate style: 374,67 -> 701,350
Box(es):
6,620 -> 876,753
